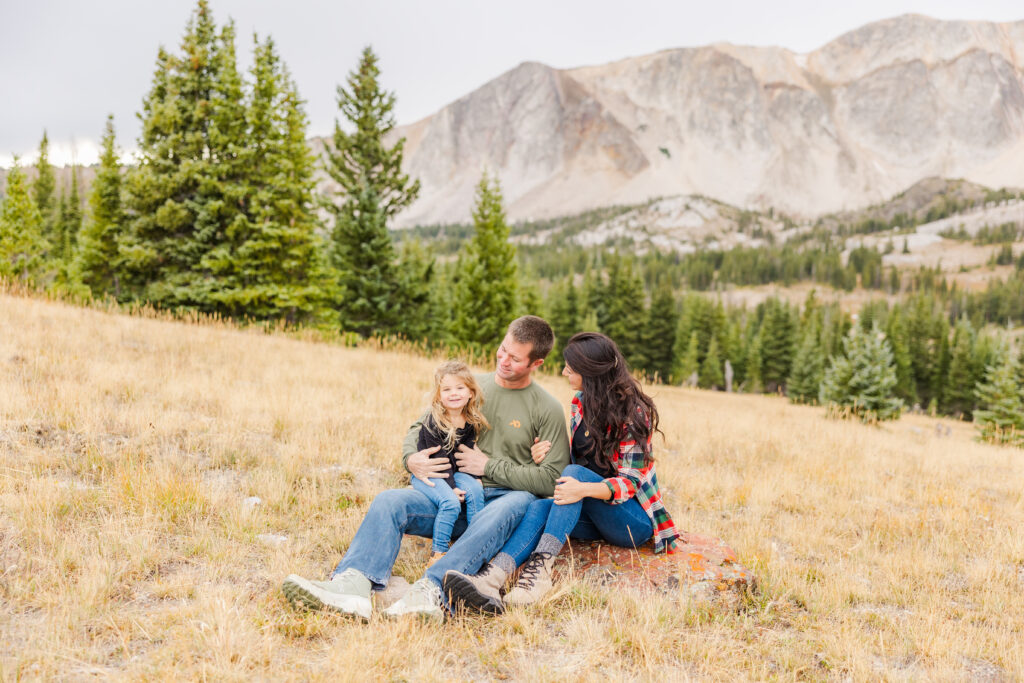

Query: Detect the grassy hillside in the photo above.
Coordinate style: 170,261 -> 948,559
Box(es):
1,292 -> 1022,680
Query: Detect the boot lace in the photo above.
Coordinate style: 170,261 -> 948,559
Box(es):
517,551 -> 553,589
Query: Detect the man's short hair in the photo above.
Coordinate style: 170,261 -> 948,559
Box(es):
508,315 -> 555,363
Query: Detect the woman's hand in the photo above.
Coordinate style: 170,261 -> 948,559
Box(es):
531,437 -> 551,464
553,476 -> 587,505
452,487 -> 466,502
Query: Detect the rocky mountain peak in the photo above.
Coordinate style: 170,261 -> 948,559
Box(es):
386,14 -> 1024,227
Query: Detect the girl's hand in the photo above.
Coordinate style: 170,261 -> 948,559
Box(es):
452,487 -> 466,502
531,437 -> 552,464
553,476 -> 586,505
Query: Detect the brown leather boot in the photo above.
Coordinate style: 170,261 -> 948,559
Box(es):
503,551 -> 556,607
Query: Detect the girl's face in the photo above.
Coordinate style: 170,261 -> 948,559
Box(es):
562,363 -> 583,391
439,375 -> 473,412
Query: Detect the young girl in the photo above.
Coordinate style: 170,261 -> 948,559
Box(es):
411,360 -> 490,564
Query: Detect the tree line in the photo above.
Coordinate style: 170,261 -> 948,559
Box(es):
1,0 -> 1022,445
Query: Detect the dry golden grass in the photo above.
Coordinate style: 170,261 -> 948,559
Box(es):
1,290 -> 1022,681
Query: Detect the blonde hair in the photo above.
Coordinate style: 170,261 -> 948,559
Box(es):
428,360 -> 489,450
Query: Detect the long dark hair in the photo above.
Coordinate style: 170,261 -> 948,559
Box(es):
563,332 -> 660,473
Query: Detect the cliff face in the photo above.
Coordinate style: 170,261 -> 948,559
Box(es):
390,15 -> 1024,226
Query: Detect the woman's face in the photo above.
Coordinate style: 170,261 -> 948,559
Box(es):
561,363 -> 583,391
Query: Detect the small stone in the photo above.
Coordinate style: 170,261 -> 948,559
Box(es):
373,576 -> 411,609
256,533 -> 287,546
243,496 -> 262,508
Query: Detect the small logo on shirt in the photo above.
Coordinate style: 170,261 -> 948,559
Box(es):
509,419 -> 521,428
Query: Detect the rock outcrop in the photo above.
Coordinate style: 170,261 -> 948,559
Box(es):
385,15 -> 1024,226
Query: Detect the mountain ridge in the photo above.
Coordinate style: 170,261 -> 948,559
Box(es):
373,14 -> 1024,227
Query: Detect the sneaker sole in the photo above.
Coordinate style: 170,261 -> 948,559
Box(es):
442,573 -> 505,615
282,574 -> 371,621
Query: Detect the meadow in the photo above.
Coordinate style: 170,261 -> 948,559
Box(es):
1,290 -> 1021,681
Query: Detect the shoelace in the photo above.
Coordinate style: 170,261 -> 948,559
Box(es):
516,551 -> 553,589
411,580 -> 440,602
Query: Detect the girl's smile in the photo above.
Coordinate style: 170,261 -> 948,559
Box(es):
439,375 -> 472,412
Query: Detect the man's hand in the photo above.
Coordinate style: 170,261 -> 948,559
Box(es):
455,443 -> 489,477
407,445 -> 446,486
531,437 -> 552,464
452,487 -> 466,502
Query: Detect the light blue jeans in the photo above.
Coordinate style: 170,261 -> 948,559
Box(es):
499,463 -> 654,565
331,485 -> 536,595
410,473 -> 485,553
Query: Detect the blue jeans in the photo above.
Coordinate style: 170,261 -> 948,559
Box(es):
410,473 -> 485,553
499,464 -> 654,566
332,486 -> 535,593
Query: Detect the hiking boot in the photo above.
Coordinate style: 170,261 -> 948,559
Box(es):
382,578 -> 444,621
443,562 -> 509,615
503,551 -> 556,607
282,569 -> 372,621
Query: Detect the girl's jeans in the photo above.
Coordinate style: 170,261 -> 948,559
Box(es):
499,463 -> 654,565
410,473 -> 485,553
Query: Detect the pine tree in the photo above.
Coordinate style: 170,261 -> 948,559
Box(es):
77,115 -> 124,297
56,166 -> 82,263
0,160 -> 49,284
884,307 -> 917,406
745,334 -> 764,393
678,331 -> 700,386
546,277 -> 580,363
699,336 -> 725,389
641,284 -> 678,382
788,323 -> 824,404
603,255 -> 646,369
120,2 -> 246,310
198,35 -> 331,323
973,349 -> 1024,447
944,318 -> 976,418
323,45 -> 421,336
760,299 -> 797,393
820,325 -> 904,422
450,173 -> 518,347
32,131 -> 57,244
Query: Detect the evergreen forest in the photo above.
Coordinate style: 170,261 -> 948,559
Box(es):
2,0 -> 1023,445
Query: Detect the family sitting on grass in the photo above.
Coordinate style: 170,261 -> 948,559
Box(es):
282,316 -> 682,620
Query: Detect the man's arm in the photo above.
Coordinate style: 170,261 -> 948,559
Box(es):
483,402 -> 570,497
402,414 -> 448,484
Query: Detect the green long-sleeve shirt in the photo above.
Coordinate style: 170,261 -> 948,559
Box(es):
402,373 -> 569,497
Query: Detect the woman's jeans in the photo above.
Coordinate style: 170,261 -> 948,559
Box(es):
499,463 -> 654,565
410,473 -> 485,553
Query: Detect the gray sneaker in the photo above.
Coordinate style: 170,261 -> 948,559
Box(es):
282,569 -> 372,621
382,578 -> 444,621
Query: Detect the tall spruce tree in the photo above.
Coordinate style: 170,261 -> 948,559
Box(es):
603,255 -> 646,369
760,299 -> 797,393
56,166 -> 82,264
820,325 -> 904,422
973,349 -> 1024,447
199,35 -> 331,323
546,277 -> 580,363
32,131 -> 57,243
699,336 -> 725,389
0,161 -> 49,283
451,173 -> 518,347
641,284 -> 678,382
323,45 -> 422,336
788,322 -> 825,404
77,115 -> 124,297
120,2 -> 244,309
679,331 -> 700,385
944,318 -> 976,418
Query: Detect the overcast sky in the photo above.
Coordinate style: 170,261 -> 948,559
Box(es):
2,0 -> 1022,168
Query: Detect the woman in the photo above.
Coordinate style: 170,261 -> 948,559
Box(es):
443,332 -> 682,613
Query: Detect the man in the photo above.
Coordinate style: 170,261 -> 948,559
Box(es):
282,316 -> 570,620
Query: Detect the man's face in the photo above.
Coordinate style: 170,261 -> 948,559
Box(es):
495,333 -> 540,383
